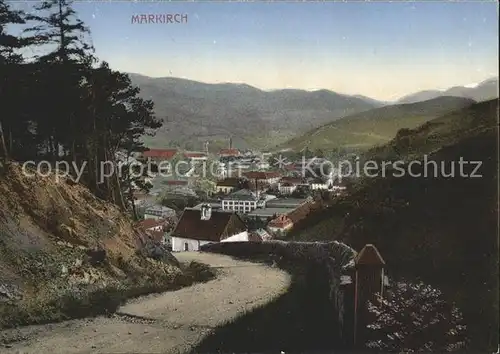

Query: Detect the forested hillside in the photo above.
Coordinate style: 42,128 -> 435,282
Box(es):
287,99 -> 499,351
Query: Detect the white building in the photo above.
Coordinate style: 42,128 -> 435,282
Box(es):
221,189 -> 259,213
243,171 -> 282,186
144,206 -> 177,220
278,182 -> 297,195
170,205 -> 248,252
310,177 -> 332,190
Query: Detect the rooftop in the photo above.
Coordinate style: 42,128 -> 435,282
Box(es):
171,209 -> 246,242
246,207 -> 291,218
265,198 -> 310,208
355,244 -> 386,266
142,148 -> 178,159
137,218 -> 167,230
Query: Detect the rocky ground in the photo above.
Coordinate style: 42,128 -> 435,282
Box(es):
0,252 -> 291,354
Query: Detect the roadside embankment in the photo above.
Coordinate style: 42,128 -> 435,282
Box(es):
194,240 -> 357,353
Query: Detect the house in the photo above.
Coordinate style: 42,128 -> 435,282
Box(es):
219,148 -> 240,157
278,177 -> 305,195
137,218 -> 166,232
267,214 -> 293,234
144,206 -> 177,220
266,199 -> 313,235
216,177 -> 241,194
250,228 -> 272,241
243,171 -> 282,186
137,218 -> 173,246
170,205 -> 248,252
221,189 -> 259,213
278,181 -> 297,195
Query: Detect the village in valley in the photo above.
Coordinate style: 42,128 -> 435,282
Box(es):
129,138 -> 347,252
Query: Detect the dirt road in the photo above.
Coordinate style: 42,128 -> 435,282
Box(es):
0,252 -> 291,354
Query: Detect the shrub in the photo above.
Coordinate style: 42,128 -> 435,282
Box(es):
365,280 -> 467,352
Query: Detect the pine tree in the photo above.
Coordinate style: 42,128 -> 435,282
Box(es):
23,0 -> 95,162
0,0 -> 27,162
80,62 -> 162,208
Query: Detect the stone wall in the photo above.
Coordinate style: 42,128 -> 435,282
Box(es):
201,240 -> 357,346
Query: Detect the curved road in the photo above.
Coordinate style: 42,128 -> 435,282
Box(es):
1,252 -> 291,354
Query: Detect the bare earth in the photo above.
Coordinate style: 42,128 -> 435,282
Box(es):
0,252 -> 291,354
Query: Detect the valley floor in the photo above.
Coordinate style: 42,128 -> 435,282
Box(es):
0,252 -> 291,354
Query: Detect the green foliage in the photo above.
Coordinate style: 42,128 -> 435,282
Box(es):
279,97 -> 475,152
365,281 -> 467,351
285,101 -> 499,351
0,0 -> 162,209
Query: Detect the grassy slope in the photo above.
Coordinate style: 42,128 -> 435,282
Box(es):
278,96 -> 476,152
286,99 -> 499,351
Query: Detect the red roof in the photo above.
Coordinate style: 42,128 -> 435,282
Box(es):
287,202 -> 312,224
219,148 -> 240,156
268,214 -> 293,228
184,152 -> 207,158
137,218 -> 166,230
142,149 -> 178,159
243,171 -> 282,180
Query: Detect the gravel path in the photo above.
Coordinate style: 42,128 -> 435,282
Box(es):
0,252 -> 291,354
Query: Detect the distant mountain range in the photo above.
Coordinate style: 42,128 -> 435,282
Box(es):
128,73 -> 383,150
397,77 -> 498,104
128,73 -> 498,150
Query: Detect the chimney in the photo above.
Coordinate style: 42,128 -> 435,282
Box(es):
229,137 -> 232,149
200,204 -> 212,220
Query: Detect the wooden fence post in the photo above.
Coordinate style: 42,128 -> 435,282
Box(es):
353,244 -> 385,347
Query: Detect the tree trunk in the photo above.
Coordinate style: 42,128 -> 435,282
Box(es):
0,120 -> 9,163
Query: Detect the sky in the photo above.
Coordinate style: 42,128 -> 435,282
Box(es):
10,1 -> 500,101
